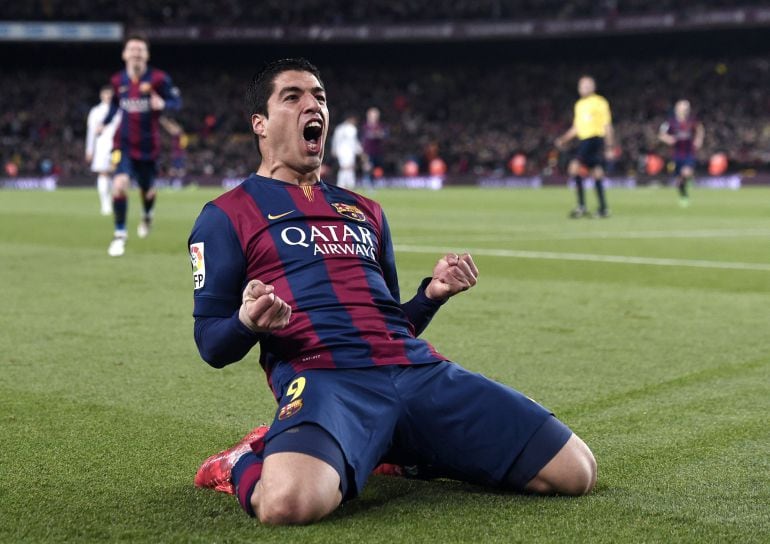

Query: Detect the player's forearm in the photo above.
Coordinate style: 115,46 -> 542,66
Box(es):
163,94 -> 182,111
604,125 -> 615,147
695,125 -> 705,148
85,131 -> 96,155
194,314 -> 263,368
400,278 -> 447,336
557,127 -> 576,145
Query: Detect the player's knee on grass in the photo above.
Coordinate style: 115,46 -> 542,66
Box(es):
255,452 -> 343,525
568,160 -> 581,177
252,425 -> 347,525
524,434 -> 596,496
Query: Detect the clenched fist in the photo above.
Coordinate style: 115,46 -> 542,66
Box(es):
238,280 -> 292,333
425,253 -> 479,301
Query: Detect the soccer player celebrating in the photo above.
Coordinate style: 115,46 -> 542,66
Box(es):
85,85 -> 121,215
658,99 -> 704,207
102,35 -> 181,257
189,58 -> 596,525
555,75 -> 614,218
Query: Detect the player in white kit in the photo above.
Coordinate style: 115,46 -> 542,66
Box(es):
330,114 -> 362,190
85,86 -> 121,215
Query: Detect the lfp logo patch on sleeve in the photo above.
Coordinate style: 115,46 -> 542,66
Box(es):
190,242 -> 205,289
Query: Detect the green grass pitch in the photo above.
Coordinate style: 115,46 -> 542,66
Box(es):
1,185 -> 768,543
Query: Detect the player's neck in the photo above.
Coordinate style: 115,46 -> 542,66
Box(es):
257,162 -> 320,186
126,64 -> 147,81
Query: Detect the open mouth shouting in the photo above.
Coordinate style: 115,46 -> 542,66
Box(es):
302,118 -> 324,155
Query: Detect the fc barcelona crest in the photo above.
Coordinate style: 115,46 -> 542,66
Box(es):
278,399 -> 303,420
332,202 -> 366,222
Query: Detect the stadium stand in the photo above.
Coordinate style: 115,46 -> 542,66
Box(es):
3,1 -> 764,24
2,2 -> 770,183
3,55 -> 769,181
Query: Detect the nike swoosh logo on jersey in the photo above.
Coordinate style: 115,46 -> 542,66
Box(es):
267,210 -> 295,220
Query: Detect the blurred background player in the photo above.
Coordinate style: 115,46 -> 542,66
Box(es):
159,116 -> 188,184
555,75 -> 614,218
361,106 -> 387,189
658,99 -> 704,207
102,35 -> 181,257
330,113 -> 363,190
85,85 -> 121,215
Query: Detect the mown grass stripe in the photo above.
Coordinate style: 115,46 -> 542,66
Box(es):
396,245 -> 770,271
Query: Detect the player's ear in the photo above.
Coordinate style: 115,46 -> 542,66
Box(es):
252,114 -> 267,139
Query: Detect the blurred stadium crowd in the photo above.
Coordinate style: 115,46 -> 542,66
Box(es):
5,0 -> 761,24
4,53 -> 769,181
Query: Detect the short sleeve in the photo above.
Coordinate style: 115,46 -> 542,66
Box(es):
601,97 -> 612,124
157,70 -> 182,111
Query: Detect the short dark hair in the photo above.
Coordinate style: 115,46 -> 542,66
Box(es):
247,58 -> 323,118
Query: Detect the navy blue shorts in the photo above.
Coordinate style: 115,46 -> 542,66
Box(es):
264,362 -> 572,499
115,152 -> 157,192
575,137 -> 605,169
674,156 -> 696,176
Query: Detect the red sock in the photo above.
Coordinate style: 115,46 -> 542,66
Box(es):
232,451 -> 263,517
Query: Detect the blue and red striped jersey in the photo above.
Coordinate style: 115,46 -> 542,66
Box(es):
189,175 -> 446,386
662,115 -> 699,159
103,67 -> 181,161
